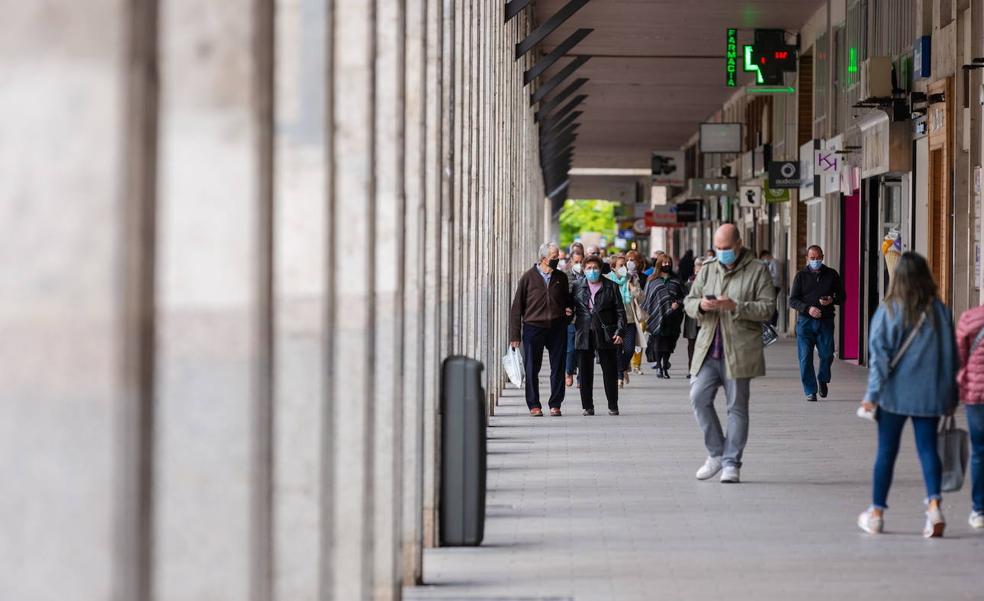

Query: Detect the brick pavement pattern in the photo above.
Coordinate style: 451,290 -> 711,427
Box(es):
406,341 -> 984,601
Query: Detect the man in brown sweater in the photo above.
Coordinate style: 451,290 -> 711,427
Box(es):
509,243 -> 575,416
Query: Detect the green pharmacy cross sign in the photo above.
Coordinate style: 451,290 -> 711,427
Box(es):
726,28 -> 739,86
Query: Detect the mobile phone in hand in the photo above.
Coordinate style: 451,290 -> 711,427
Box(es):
704,294 -> 717,300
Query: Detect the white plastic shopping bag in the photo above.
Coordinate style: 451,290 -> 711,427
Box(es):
502,346 -> 525,388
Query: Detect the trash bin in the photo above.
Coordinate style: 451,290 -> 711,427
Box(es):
439,355 -> 486,546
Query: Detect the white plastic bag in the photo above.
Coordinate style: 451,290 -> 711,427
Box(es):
502,346 -> 525,388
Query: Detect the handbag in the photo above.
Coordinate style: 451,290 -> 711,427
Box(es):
761,322 -> 779,347
938,415 -> 970,493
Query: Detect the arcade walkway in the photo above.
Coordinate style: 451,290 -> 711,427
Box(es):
408,341 -> 982,601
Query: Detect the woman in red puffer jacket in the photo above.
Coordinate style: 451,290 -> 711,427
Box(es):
956,304 -> 984,529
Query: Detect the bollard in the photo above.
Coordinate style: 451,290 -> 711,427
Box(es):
439,356 -> 486,546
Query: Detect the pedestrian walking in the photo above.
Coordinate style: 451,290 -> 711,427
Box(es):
759,249 -> 782,326
682,257 -> 704,378
684,224 -> 776,484
626,251 -> 647,376
956,303 -> 984,530
678,249 -> 696,283
509,243 -> 575,417
856,252 -> 958,537
642,255 -> 685,378
788,245 -> 844,402
572,255 -> 626,416
606,255 -> 637,388
564,249 -> 586,388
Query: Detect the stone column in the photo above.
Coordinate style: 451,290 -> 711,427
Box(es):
154,0 -> 274,599
326,0 -> 376,597
401,0 -> 428,585
372,0 -> 406,596
0,3 -> 153,600
272,0 -> 327,599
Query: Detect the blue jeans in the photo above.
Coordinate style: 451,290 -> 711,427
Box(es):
966,405 -> 984,513
565,323 -> 577,376
872,408 -> 942,510
522,321 -> 567,410
796,316 -> 834,396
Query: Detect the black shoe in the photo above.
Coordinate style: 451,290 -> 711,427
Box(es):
806,394 -> 818,402
608,409 -> 620,416
686,373 -> 692,379
582,408 -> 595,416
819,382 -> 828,398
663,370 -> 671,379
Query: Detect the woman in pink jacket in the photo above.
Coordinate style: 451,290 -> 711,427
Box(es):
957,304 -> 984,529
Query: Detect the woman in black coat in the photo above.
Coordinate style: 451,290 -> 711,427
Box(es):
572,255 -> 627,416
642,255 -> 686,378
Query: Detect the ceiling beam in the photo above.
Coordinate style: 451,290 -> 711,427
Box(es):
524,28 -> 593,85
515,0 -> 591,59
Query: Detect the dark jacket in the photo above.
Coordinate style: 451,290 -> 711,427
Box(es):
509,265 -> 574,341
788,264 -> 844,320
572,278 -> 627,351
642,274 -> 686,338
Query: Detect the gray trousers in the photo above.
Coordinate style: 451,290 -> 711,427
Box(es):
689,357 -> 751,468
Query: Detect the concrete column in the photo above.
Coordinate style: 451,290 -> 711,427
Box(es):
372,0 -> 406,596
326,0 -> 376,597
421,0 -> 449,551
0,3 -> 150,600
401,0 -> 428,585
272,0 -> 327,599
154,0 -> 274,599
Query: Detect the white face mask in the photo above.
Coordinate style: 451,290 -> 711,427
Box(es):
572,263 -> 583,273
626,260 -> 637,272
616,267 -> 628,277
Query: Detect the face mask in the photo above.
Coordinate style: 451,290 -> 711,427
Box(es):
626,260 -> 637,272
558,260 -> 567,271
547,258 -> 560,270
584,269 -> 601,282
616,267 -> 628,277
716,248 -> 737,266
660,264 -> 672,273
808,259 -> 823,271
572,263 -> 583,273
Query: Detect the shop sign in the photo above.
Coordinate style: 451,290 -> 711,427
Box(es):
726,28 -> 739,87
819,136 -> 844,195
645,208 -> 683,228
674,199 -> 703,222
689,178 -> 737,198
632,218 -> 649,235
799,139 -> 821,200
651,150 -> 687,186
768,161 -> 800,188
739,185 -> 763,208
764,185 -> 790,203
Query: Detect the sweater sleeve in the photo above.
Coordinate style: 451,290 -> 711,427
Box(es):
787,271 -> 807,314
509,273 -> 528,342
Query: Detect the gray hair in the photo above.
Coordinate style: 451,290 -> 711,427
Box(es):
538,242 -> 558,259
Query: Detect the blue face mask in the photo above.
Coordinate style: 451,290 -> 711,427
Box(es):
716,248 -> 737,266
808,259 -> 823,271
585,269 -> 601,282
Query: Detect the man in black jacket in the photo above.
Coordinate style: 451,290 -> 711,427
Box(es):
509,243 -> 574,417
788,245 -> 845,402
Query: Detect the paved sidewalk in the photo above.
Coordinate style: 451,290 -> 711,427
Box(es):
406,340 -> 983,601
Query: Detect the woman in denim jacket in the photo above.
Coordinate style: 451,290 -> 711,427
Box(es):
857,252 -> 958,538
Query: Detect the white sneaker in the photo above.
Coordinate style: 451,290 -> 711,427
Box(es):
924,506 -> 946,538
857,508 -> 884,534
695,456 -> 722,480
969,511 -> 984,529
720,466 -> 740,483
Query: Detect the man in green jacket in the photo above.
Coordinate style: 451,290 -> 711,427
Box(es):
683,224 -> 776,484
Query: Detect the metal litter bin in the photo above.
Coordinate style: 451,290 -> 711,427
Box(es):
439,356 -> 486,546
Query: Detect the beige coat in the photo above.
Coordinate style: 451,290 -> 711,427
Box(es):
683,250 -> 776,379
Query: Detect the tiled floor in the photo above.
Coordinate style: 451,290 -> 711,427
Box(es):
406,340 -> 984,601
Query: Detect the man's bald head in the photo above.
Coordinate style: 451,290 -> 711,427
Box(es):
714,224 -> 741,250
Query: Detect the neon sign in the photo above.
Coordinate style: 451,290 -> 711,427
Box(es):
743,45 -> 765,84
726,28 -> 739,87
